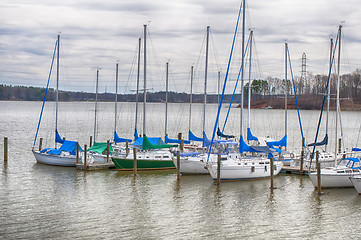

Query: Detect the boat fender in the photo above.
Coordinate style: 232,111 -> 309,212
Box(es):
290,153 -> 294,159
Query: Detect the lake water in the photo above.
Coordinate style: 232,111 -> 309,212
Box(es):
1,101 -> 361,239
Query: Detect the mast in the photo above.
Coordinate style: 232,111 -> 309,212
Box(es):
335,25 -> 342,166
94,69 -> 99,143
240,0 -> 246,137
55,34 -> 60,148
285,42 -> 288,147
188,66 -> 194,132
114,62 -> 118,134
217,70 -> 221,130
165,62 -> 169,136
135,38 -> 141,133
143,25 -> 147,136
203,26 -> 210,135
247,30 -> 253,132
325,38 -> 333,152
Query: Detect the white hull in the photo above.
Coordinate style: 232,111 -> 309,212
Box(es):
173,155 -> 209,174
350,176 -> 361,194
207,156 -> 283,180
309,168 -> 361,188
32,150 -> 77,167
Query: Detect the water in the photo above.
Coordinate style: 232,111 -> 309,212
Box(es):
1,101 -> 361,239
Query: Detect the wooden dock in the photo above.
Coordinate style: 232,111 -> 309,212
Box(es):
76,162 -> 115,171
281,166 -> 309,175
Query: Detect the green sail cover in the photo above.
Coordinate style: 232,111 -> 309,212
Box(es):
142,135 -> 177,150
88,141 -> 113,154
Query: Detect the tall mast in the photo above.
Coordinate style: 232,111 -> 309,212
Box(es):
94,69 -> 99,143
217,70 -> 221,130
335,25 -> 342,166
325,38 -> 333,152
135,38 -> 141,133
165,62 -> 169,136
285,42 -> 288,145
203,26 -> 210,135
55,34 -> 60,148
240,0 -> 246,137
188,66 -> 194,132
114,63 -> 118,134
143,25 -> 147,136
247,30 -> 253,131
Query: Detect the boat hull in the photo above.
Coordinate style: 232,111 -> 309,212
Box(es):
112,157 -> 175,170
32,150 -> 77,167
350,176 -> 361,194
309,170 -> 361,188
208,159 -> 283,181
173,156 -> 209,174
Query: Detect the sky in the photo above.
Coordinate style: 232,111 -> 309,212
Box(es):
1,0 -> 361,94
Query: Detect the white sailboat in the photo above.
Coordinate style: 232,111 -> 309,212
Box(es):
32,34 -> 81,166
308,25 -> 361,188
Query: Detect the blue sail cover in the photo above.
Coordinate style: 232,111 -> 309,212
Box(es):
189,130 -> 203,142
55,130 -> 65,144
308,134 -> 328,147
239,136 -> 259,153
247,128 -> 258,141
353,148 -> 361,152
217,127 -> 235,139
165,136 -> 191,144
114,131 -> 132,143
266,135 -> 287,147
134,128 -> 139,140
133,137 -> 165,146
202,132 -> 211,147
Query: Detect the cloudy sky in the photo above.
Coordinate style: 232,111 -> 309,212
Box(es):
1,0 -> 360,94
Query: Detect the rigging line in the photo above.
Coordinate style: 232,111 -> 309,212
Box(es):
309,31 -> 340,166
220,33 -> 251,135
33,39 -> 58,148
147,29 -> 165,91
287,46 -> 306,148
207,2 -> 242,162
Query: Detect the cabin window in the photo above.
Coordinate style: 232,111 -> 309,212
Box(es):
337,170 -> 345,174
155,156 -> 161,158
345,170 -> 352,174
163,156 -> 169,159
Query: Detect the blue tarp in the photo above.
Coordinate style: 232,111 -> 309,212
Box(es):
165,136 -> 191,144
133,137 -> 165,146
266,135 -> 287,147
247,128 -> 258,141
189,130 -> 203,142
114,131 -> 132,143
41,140 -> 83,155
239,136 -> 259,153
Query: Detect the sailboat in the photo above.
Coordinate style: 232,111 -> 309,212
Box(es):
32,34 -> 82,166
309,25 -> 361,188
206,0 -> 283,181
111,25 -> 177,170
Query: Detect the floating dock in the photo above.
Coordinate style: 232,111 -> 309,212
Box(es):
76,162 -> 115,171
281,166 -> 309,175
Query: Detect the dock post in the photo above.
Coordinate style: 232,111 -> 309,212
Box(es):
133,147 -> 137,176
270,157 -> 274,190
316,151 -> 322,194
106,140 -> 110,163
89,136 -> 93,147
217,154 -> 221,184
177,150 -> 181,180
39,138 -> 43,151
4,137 -> 8,163
180,140 -> 184,153
126,140 -> 129,157
300,148 -> 304,175
177,132 -> 182,141
76,142 -> 79,164
84,144 -> 87,171
338,138 -> 342,154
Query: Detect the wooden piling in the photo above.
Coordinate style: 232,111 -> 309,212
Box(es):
84,144 -> 87,171
338,138 -> 342,154
90,136 -> 93,147
270,157 -> 274,190
177,132 -> 182,140
316,151 -> 322,194
39,138 -> 43,151
180,140 -> 184,153
4,137 -> 8,163
177,150 -> 181,180
300,148 -> 304,175
76,142 -> 79,164
106,140 -> 110,163
217,154 -> 221,184
126,140 -> 129,157
133,147 -> 137,176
